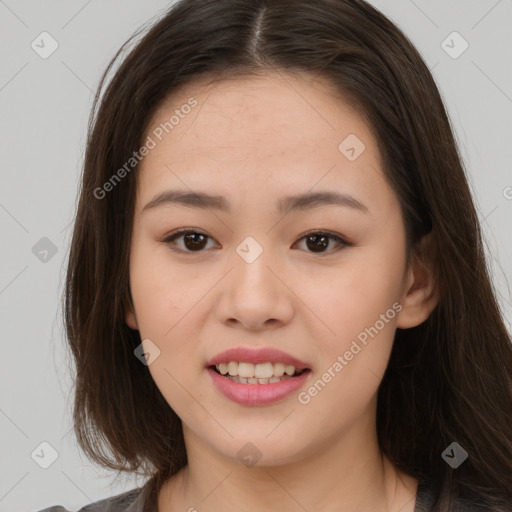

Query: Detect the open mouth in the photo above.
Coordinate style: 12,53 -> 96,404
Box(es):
209,365 -> 310,384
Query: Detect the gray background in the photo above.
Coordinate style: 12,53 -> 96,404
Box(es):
0,1 -> 511,510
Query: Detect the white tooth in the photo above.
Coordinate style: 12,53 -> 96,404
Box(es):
258,378 -> 269,384
231,375 -> 240,383
247,377 -> 259,384
238,362 -> 255,378
239,376 -> 248,383
227,361 -> 238,376
272,362 -> 285,377
218,361 -> 300,378
284,365 -> 296,376
254,362 -> 273,379
268,377 -> 281,383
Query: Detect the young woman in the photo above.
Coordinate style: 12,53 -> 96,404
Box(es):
40,0 -> 512,510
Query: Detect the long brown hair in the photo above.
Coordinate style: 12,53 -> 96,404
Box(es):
63,0 -> 512,509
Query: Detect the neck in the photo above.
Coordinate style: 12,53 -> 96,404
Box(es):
158,443 -> 418,512
158,419 -> 418,512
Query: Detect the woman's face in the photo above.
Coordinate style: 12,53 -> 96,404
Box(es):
126,71 -> 415,466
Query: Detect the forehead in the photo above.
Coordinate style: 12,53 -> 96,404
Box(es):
136,71 -> 388,210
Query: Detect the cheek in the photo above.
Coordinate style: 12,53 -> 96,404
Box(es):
344,226 -> 406,317
129,253 -> 206,413
129,238 -> 202,326
299,269 -> 400,417
302,234 -> 406,366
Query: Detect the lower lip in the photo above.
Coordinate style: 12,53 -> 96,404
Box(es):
207,367 -> 311,406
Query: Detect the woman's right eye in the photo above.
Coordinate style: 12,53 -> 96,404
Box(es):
162,229 -> 218,253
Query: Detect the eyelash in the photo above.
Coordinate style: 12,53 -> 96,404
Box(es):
161,228 -> 353,256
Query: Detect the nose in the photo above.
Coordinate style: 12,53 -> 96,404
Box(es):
213,244 -> 295,331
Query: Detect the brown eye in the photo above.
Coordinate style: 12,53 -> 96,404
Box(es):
294,231 -> 349,254
163,230 -> 217,252
163,229 -> 351,255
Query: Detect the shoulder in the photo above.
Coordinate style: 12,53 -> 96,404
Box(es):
36,485 -> 147,512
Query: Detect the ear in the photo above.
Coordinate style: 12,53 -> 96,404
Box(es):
396,235 -> 439,329
125,297 -> 139,330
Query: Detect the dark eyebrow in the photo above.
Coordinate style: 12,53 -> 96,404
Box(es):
142,189 -> 369,215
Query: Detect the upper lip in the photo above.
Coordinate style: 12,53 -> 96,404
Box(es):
206,347 -> 310,370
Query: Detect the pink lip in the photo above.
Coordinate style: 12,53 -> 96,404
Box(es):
207,367 -> 311,406
206,346 -> 310,370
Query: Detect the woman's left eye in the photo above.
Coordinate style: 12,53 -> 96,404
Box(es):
162,229 -> 352,255
294,231 -> 351,254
